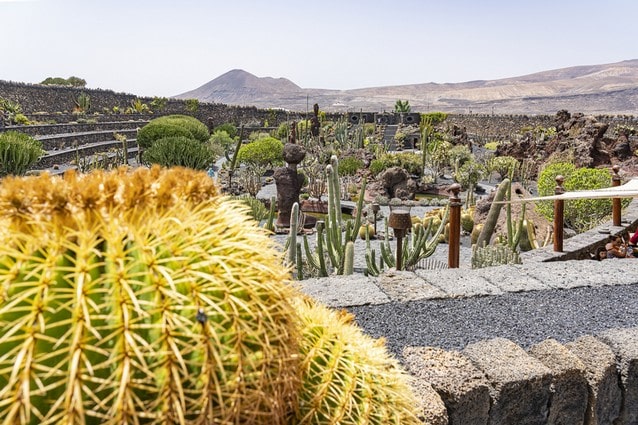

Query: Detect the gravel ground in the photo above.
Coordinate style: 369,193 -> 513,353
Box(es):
347,283 -> 638,356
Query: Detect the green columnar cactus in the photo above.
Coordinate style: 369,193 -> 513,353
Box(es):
343,241 -> 354,275
475,178 -> 510,247
303,221 -> 328,277
293,298 -> 422,425
471,242 -> 522,269
287,202 -> 300,268
305,156 -> 365,275
0,166 -> 300,425
264,195 -> 276,232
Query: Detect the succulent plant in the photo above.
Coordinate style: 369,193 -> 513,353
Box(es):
0,166 -> 300,424
293,298 -> 422,425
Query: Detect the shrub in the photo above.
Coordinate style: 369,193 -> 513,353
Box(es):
488,155 -> 519,180
210,129 -> 235,160
372,152 -> 422,176
338,156 -> 364,177
537,162 -> 621,232
0,131 -> 44,176
421,111 -> 448,125
236,136 -> 284,169
214,122 -> 238,139
137,114 -> 209,148
142,136 -> 215,170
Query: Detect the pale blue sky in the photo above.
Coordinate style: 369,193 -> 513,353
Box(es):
1,0 -> 636,97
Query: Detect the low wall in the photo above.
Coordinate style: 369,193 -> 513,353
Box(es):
405,330 -> 638,424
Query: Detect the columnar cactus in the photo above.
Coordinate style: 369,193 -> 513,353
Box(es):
0,166 -> 300,425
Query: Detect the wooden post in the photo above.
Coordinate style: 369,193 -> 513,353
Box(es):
612,165 -> 621,226
448,183 -> 462,268
553,175 -> 565,252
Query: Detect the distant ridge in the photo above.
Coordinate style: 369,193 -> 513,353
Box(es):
174,60 -> 638,114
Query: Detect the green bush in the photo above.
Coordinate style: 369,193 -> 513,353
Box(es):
372,152 -> 422,176
338,156 -> 364,177
237,136 -> 284,169
137,115 -> 209,148
488,155 -> 519,180
0,131 -> 45,177
537,162 -> 621,232
214,122 -> 238,139
210,129 -> 235,160
142,136 -> 215,170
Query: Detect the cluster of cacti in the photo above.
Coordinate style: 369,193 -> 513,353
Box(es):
461,205 -> 475,233
366,208 -> 448,275
293,298 -> 422,424
0,130 -> 45,177
73,92 -> 91,113
300,156 -> 365,277
0,165 -> 423,424
471,242 -> 522,268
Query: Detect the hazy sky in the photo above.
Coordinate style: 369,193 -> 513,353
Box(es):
1,0 -> 637,97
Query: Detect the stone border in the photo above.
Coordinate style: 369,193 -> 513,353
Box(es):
403,328 -> 638,424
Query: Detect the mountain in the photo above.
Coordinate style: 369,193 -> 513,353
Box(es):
174,60 -> 638,114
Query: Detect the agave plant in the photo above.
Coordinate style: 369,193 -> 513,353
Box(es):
0,166 -> 300,425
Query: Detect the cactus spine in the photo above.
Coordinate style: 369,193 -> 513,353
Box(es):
293,298 -> 422,424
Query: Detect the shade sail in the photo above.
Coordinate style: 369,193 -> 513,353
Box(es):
497,178 -> 638,203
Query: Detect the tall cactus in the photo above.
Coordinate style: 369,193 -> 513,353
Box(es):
0,166 -> 301,425
475,178 -> 510,247
304,156 -> 365,276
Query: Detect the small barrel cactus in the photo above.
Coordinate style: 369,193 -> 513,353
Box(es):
0,166 -> 300,424
293,298 -> 422,425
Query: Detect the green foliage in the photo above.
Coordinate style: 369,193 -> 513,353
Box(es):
448,145 -> 472,168
487,155 -> 519,180
537,163 -> 620,232
338,156 -> 364,177
236,136 -> 284,169
149,96 -> 168,111
455,160 -> 486,191
128,98 -> 150,113
210,129 -> 235,160
484,141 -> 499,150
73,92 -> 91,113
13,113 -> 31,125
214,122 -> 238,139
184,98 -> 200,112
137,114 -> 209,148
40,76 -> 86,87
276,122 -> 290,140
0,131 -> 44,176
394,99 -> 411,113
142,136 -> 215,170
420,111 -> 448,125
372,152 -> 423,176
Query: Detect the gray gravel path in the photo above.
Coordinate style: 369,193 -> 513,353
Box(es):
347,283 -> 638,356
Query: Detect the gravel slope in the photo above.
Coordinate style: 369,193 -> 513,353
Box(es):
347,283 -> 638,356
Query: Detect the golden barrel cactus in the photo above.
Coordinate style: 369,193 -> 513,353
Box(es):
0,166 -> 300,424
293,298 -> 422,425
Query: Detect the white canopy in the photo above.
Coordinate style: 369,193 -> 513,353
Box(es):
499,178 -> 638,203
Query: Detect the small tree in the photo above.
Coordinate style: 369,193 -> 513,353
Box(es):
236,136 -> 284,196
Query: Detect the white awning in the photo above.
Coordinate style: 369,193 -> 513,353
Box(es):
498,178 -> 638,203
